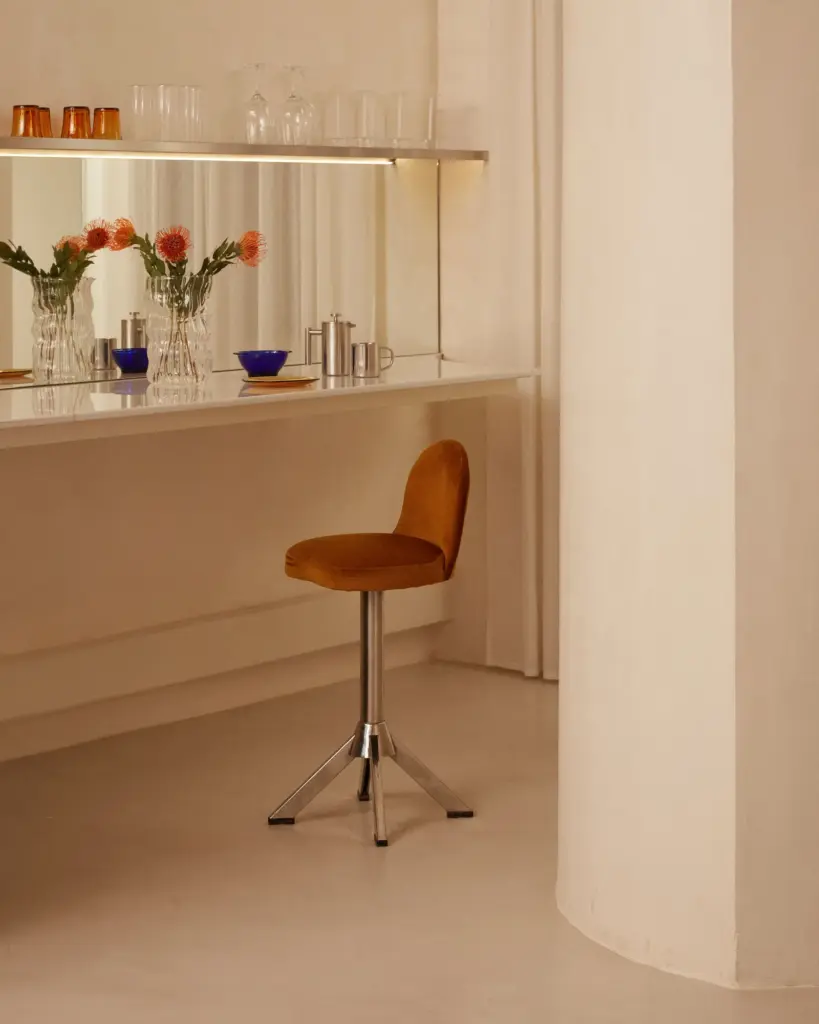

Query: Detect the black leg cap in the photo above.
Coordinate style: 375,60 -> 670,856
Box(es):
357,793 -> 371,802
447,810 -> 475,819
268,816 -> 296,826
375,839 -> 389,847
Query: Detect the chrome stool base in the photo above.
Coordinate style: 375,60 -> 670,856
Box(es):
267,592 -> 473,847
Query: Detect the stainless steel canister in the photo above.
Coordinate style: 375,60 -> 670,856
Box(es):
120,312 -> 147,349
91,337 -> 115,371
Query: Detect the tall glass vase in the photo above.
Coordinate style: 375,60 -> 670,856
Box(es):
146,275 -> 213,386
31,277 -> 93,383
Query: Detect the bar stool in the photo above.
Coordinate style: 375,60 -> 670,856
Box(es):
268,439 -> 473,847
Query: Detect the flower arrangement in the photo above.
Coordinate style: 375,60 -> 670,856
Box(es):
112,219 -> 267,280
0,218 -> 119,294
0,216 -> 267,387
113,221 -> 267,385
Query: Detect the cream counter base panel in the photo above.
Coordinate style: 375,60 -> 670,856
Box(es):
0,624 -> 438,764
0,360 -> 535,760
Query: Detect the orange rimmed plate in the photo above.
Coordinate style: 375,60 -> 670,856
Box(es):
242,375 -> 319,388
0,368 -> 32,380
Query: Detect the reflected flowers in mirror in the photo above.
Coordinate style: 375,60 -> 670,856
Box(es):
0,218 -> 126,383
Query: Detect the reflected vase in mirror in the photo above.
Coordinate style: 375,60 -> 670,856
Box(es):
146,275 -> 213,387
31,277 -> 94,384
32,382 -> 92,418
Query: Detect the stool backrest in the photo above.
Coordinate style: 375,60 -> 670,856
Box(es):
394,440 -> 470,579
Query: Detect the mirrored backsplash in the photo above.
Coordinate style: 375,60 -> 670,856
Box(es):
0,157 -> 439,384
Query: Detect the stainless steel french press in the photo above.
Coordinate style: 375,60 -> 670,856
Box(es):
304,313 -> 356,377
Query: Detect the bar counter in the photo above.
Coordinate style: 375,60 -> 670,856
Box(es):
0,356 -> 537,451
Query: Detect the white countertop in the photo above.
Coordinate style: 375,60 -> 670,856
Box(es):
0,356 -> 537,450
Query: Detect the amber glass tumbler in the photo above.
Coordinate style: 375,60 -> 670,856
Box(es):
61,106 -> 91,139
11,105 -> 42,137
39,107 -> 53,137
92,107 -> 121,140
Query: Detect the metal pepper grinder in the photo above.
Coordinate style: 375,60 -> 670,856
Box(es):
304,313 -> 356,377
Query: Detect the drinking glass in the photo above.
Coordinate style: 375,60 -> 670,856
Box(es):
39,107 -> 53,138
92,107 -> 122,140
320,93 -> 356,145
279,66 -> 316,145
385,93 -> 435,148
355,91 -> 386,147
11,105 -> 43,138
61,106 -> 91,139
244,63 -> 275,144
132,85 -> 202,141
131,85 -> 158,139
158,85 -> 202,141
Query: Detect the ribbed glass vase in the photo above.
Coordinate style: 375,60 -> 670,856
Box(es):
146,275 -> 213,387
30,277 -> 93,384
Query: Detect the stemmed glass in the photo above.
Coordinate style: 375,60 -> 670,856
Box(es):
244,63 -> 275,144
279,66 -> 316,145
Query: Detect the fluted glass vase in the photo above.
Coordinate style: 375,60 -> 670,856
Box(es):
31,277 -> 93,384
146,275 -> 213,386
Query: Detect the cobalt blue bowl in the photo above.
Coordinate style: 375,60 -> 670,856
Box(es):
112,347 -> 149,375
235,349 -> 289,377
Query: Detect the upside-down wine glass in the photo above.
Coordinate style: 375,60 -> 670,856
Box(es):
244,62 -> 274,144
279,65 -> 315,145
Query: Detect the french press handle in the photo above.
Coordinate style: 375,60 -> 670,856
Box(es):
303,327 -> 322,365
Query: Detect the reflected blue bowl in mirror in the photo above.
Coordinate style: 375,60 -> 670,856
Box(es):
112,348 -> 149,375
235,350 -> 289,377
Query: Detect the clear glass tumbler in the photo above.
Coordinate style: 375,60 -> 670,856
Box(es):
385,93 -> 435,148
132,85 -> 202,141
355,91 -> 386,147
319,93 -> 357,145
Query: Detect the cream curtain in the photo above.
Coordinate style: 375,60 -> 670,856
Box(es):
437,0 -> 561,679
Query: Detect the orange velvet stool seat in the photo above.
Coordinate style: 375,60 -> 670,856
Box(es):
285,533 -> 446,592
269,439 -> 473,847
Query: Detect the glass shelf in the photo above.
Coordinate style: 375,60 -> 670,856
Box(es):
0,137 -> 488,165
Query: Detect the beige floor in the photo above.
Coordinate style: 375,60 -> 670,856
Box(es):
0,664 -> 817,1022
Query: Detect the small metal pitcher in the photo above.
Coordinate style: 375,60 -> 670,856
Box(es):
304,313 -> 356,377
351,341 -> 395,379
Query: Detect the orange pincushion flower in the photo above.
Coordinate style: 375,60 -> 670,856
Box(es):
237,230 -> 266,267
109,217 -> 136,251
155,225 -> 191,264
56,235 -> 85,256
83,219 -> 114,252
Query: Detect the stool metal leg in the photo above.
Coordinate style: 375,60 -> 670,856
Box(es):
370,741 -> 388,846
357,759 -> 371,802
268,590 -> 474,844
393,740 -> 474,818
268,735 -> 356,825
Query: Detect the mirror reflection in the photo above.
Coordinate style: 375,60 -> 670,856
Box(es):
0,157 -> 439,388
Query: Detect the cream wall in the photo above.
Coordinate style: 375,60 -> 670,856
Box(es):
558,0 -> 738,986
559,0 -> 819,990
0,0 -> 436,130
0,0 -> 463,759
733,0 -> 819,987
